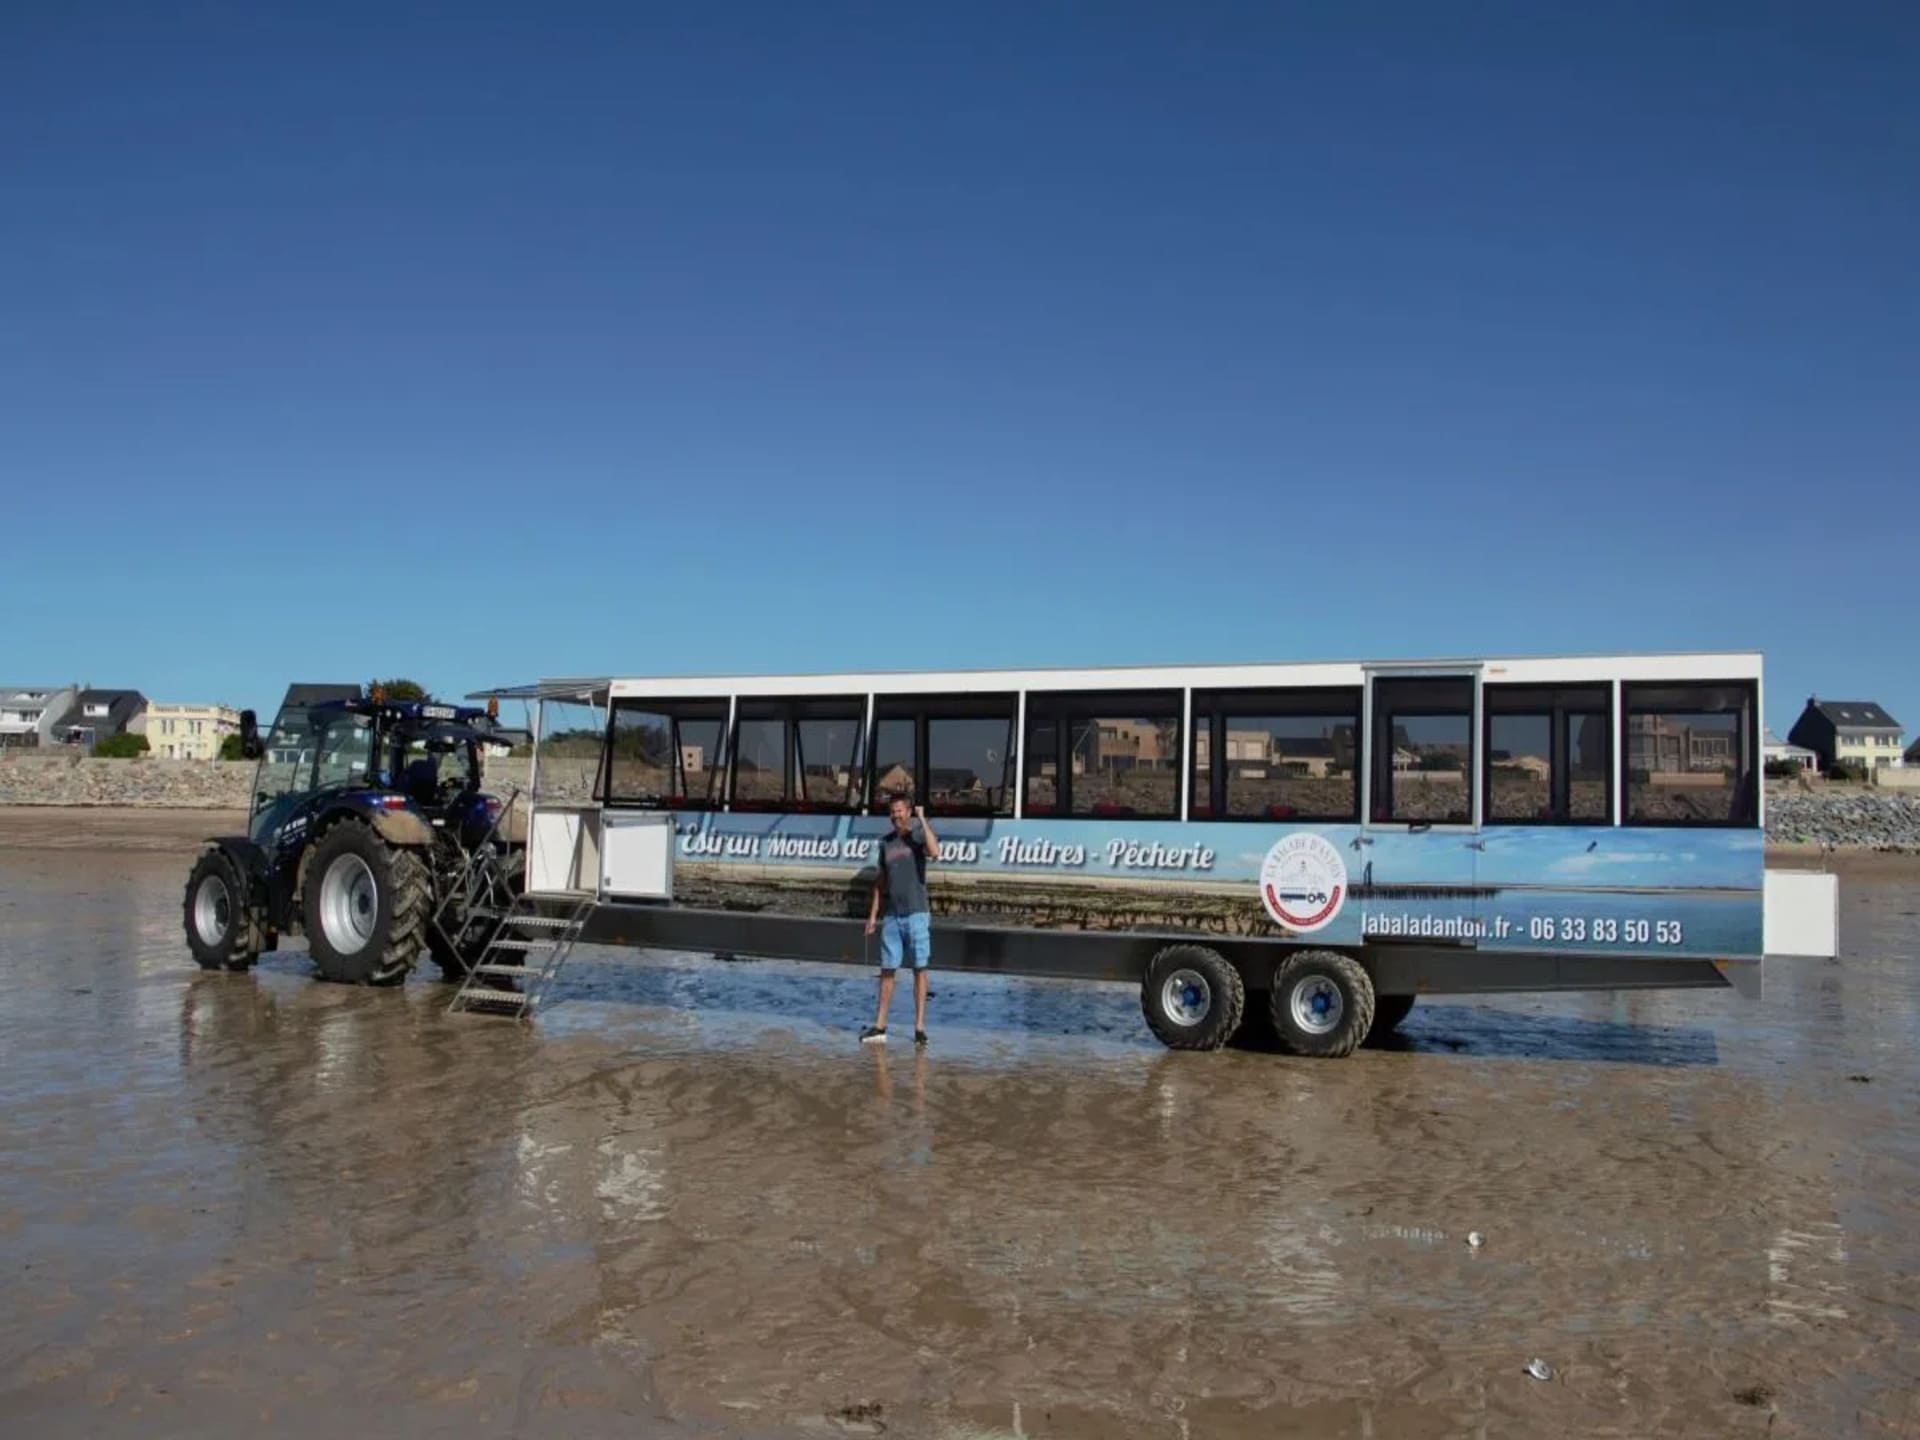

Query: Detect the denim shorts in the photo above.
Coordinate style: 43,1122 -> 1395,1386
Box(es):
879,911 -> 931,971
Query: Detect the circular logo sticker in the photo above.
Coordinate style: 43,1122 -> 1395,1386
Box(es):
1259,833 -> 1348,933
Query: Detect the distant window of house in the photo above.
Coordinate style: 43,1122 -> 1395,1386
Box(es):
84,703 -> 109,717
1190,688 -> 1361,821
1623,681 -> 1756,826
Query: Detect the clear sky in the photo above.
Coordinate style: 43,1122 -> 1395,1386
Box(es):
2,3 -> 1914,737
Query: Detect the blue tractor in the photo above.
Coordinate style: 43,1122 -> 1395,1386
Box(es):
182,683 -> 531,984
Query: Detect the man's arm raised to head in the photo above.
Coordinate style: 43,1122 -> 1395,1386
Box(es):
914,804 -> 940,861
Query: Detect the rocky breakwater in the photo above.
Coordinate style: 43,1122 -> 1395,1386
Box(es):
1767,784 -> 1920,852
0,752 -> 256,809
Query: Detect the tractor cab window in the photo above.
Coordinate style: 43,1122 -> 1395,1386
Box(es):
312,714 -> 374,792
255,708 -> 318,810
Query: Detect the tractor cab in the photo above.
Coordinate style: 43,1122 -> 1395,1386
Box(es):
238,686 -> 524,849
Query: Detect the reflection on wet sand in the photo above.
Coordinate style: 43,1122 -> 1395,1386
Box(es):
2,835 -> 1919,1436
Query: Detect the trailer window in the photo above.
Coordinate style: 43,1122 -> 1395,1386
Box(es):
1023,716 -> 1059,814
870,717 -> 916,809
1483,685 -> 1611,824
869,695 -> 1016,817
1190,689 -> 1361,821
1623,681 -> 1756,826
603,699 -> 728,809
1371,677 -> 1474,825
1022,691 -> 1181,820
730,698 -> 866,812
796,716 -> 864,810
731,717 -> 788,810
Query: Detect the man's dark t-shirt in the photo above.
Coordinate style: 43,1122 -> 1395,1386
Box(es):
877,824 -> 930,916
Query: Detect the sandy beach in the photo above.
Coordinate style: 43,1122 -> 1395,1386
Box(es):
1,805 -> 1917,1435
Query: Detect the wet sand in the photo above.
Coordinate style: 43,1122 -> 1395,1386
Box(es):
2,812 -> 1918,1436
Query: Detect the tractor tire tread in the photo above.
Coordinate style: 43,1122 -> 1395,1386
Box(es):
1270,949 -> 1375,1059
1142,943 -> 1245,1051
182,847 -> 260,972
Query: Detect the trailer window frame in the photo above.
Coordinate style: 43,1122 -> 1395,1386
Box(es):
1482,683 -> 1613,826
868,693 -> 1017,818
1369,676 -> 1476,827
1621,679 -> 1758,828
726,696 -> 868,814
1021,689 -> 1183,821
1188,687 -> 1362,823
600,696 -> 732,810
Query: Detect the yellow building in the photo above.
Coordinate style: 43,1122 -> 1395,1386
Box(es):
147,703 -> 241,761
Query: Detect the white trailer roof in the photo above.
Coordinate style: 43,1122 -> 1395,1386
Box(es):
572,650 -> 1762,700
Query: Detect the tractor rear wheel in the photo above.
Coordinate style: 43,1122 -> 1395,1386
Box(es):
302,822 -> 428,986
183,847 -> 260,972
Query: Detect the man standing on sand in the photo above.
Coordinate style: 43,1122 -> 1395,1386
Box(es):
862,794 -> 939,1045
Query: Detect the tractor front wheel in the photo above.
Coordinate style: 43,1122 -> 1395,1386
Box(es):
302,822 -> 428,986
183,847 -> 260,972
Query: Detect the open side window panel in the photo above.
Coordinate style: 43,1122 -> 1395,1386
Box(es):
871,693 -> 1016,817
730,696 -> 866,813
602,697 -> 730,809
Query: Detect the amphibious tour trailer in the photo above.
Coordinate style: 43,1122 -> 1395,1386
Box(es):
448,650 -> 1837,1056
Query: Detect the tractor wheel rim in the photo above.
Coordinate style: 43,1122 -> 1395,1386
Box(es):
193,873 -> 231,945
1290,975 -> 1343,1035
320,854 -> 378,956
1161,968 -> 1212,1026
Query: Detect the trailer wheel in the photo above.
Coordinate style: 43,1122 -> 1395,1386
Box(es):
1270,950 -> 1375,1058
1141,944 -> 1245,1050
183,848 -> 259,972
302,822 -> 428,986
1366,993 -> 1417,1044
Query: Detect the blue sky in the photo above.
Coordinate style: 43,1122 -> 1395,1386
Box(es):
2,3 -> 1914,735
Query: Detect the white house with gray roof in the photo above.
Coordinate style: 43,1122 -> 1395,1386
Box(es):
0,684 -> 80,748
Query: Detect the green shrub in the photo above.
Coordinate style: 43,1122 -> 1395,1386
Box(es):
1764,758 -> 1803,779
1827,759 -> 1867,782
93,732 -> 150,759
218,733 -> 246,761
369,677 -> 428,701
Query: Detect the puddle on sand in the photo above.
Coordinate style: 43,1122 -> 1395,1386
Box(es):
1,832 -> 1918,1436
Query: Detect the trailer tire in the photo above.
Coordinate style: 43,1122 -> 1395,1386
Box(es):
1141,944 -> 1245,1050
1270,950 -> 1374,1058
1366,993 -> 1417,1044
303,822 -> 428,986
183,847 -> 260,972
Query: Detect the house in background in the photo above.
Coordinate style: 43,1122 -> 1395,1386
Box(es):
0,684 -> 79,747
1787,697 -> 1905,772
51,689 -> 148,748
146,702 -> 241,760
1763,727 -> 1819,773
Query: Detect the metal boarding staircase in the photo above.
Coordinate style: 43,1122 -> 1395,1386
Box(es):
447,890 -> 593,1019
429,787 -> 593,1021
